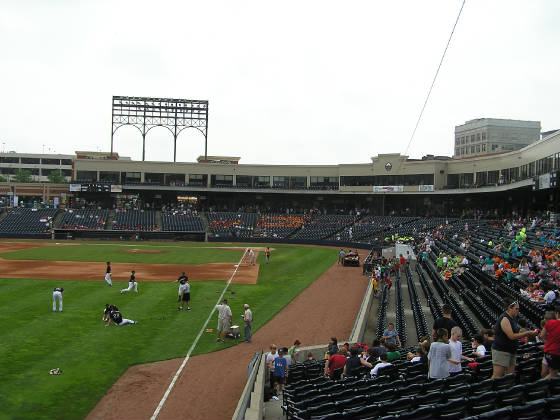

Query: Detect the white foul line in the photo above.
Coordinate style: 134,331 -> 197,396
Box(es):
150,248 -> 249,420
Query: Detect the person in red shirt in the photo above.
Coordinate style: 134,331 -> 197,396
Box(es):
399,254 -> 406,272
541,305 -> 560,378
324,347 -> 348,378
386,276 -> 393,290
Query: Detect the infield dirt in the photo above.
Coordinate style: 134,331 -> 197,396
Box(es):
0,242 -> 259,284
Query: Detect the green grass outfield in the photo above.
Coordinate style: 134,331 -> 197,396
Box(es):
0,241 -> 337,420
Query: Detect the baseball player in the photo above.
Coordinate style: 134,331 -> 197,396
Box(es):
104,261 -> 112,287
178,278 -> 191,310
177,272 -> 188,283
52,287 -> 64,312
102,303 -> 118,322
249,249 -> 255,266
105,307 -> 136,326
120,270 -> 137,294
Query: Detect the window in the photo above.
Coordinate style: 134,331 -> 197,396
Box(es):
461,147 -> 465,155
76,170 -> 97,181
100,171 -> 120,183
456,148 -> 460,156
235,175 -> 252,188
476,133 -> 481,142
188,174 -> 207,186
145,173 -> 164,184
0,156 -> 19,163
482,132 -> 486,140
61,159 -> 73,165
41,158 -> 60,165
492,144 -> 498,151
255,176 -> 270,188
471,146 -> 475,153
21,158 -> 40,164
211,174 -> 233,187
273,176 -> 289,188
461,138 -> 465,145
455,138 -> 460,145
476,145 -> 480,153
487,170 -> 499,184
471,135 -> 475,143
482,144 -> 486,152
290,176 -> 307,189
121,172 -> 141,183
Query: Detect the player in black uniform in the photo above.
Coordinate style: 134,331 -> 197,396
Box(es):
120,270 -> 138,294
102,303 -> 119,322
52,287 -> 64,312
105,307 -> 136,326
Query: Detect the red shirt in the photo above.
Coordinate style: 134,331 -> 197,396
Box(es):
327,354 -> 347,374
544,319 -> 560,356
399,256 -> 406,265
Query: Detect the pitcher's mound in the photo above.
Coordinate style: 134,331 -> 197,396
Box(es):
122,249 -> 164,254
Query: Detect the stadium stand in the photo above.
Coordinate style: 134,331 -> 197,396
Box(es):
0,208 -> 57,234
161,211 -> 204,232
56,209 -> 109,230
256,213 -> 309,239
207,212 -> 256,239
112,209 -> 157,231
293,215 -> 355,241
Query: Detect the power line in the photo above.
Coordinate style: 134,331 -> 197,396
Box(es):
404,0 -> 466,156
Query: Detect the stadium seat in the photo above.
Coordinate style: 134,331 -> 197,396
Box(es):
511,399 -> 547,420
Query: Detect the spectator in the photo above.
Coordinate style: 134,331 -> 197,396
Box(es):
371,352 -> 392,376
432,304 -> 458,342
343,346 -> 372,377
541,305 -> 560,378
382,322 -> 401,348
288,339 -> 301,362
369,338 -> 386,360
324,347 -> 348,379
385,342 -> 401,361
428,328 -> 454,380
271,349 -> 288,395
471,334 -> 487,358
482,328 -> 495,352
491,297 -> 537,379
327,337 -> 339,356
448,326 -> 474,375
266,344 -> 278,389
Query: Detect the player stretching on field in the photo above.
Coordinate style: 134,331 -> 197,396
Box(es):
178,278 -> 191,310
104,261 -> 112,287
120,270 -> 137,294
105,307 -> 136,326
102,304 -> 118,322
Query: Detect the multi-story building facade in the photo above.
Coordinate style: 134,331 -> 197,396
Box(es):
454,118 -> 541,159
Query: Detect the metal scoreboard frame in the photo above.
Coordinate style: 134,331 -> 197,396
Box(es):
110,96 -> 209,162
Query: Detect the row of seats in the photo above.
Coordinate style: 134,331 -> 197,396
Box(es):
0,208 -> 58,233
57,209 -> 109,230
113,210 -> 156,231
394,271 -> 407,348
161,212 -> 204,232
406,265 -> 430,342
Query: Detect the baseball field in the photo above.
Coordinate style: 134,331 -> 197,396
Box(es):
0,240 -> 338,420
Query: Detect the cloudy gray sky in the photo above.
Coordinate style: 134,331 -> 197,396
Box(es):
1,0 -> 558,164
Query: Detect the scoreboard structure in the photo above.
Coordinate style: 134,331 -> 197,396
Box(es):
110,96 -> 209,162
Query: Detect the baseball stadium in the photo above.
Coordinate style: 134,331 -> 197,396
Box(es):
1,93 -> 560,420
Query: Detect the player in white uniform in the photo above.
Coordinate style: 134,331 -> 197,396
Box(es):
120,270 -> 137,294
105,261 -> 112,286
178,279 -> 191,310
52,287 -> 64,312
249,249 -> 255,266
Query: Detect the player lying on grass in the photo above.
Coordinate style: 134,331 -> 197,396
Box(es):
102,304 -> 118,322
105,307 -> 137,326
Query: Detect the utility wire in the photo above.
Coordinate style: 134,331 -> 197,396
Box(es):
404,0 -> 466,156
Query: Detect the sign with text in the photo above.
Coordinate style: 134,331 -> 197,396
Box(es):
419,185 -> 434,192
110,185 -> 123,193
373,185 -> 404,193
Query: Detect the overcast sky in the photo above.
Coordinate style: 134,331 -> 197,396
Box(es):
1,1 -> 558,165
